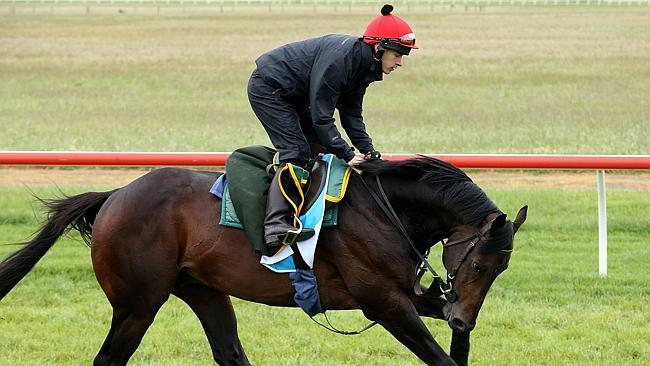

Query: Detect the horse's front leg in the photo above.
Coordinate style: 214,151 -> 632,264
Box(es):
412,293 -> 471,366
362,293 -> 457,366
450,331 -> 470,366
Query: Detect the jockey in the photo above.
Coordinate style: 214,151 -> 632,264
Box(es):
247,4 -> 417,248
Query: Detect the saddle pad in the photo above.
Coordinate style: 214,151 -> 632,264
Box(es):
219,186 -> 338,230
210,145 -> 351,257
220,183 -> 243,229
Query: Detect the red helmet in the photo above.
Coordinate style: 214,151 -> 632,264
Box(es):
362,4 -> 417,55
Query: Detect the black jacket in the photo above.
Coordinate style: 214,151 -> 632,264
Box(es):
255,34 -> 383,161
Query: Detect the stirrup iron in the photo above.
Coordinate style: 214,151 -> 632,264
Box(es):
280,214 -> 316,246
280,214 -> 304,246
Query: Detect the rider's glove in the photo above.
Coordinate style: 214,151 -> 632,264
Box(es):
364,150 -> 382,160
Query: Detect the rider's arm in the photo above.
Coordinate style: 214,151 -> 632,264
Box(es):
309,56 -> 356,162
337,88 -> 374,155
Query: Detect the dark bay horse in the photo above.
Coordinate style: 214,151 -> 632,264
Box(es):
0,157 -> 526,366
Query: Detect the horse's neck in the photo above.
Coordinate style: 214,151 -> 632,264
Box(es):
377,177 -> 461,244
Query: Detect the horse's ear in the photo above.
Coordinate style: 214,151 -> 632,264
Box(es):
513,206 -> 528,234
490,213 -> 507,232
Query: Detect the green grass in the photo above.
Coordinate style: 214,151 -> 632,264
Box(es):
1,185 -> 649,365
1,8 -> 649,154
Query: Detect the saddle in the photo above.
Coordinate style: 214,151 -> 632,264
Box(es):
210,145 -> 351,257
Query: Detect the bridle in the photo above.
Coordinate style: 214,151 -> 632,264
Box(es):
359,175 -> 495,303
437,223 -> 493,302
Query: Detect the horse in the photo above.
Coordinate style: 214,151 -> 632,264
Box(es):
0,156 -> 527,366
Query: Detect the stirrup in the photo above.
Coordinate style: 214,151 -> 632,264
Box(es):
280,215 -> 314,246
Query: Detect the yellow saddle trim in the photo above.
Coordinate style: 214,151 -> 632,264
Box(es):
274,153 -> 351,206
325,165 -> 352,203
278,163 -> 306,227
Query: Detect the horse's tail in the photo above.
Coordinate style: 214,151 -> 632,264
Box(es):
0,190 -> 117,301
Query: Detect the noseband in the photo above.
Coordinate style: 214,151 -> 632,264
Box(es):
359,175 -> 495,303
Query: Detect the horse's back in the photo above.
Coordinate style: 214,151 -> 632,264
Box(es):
93,167 -> 219,234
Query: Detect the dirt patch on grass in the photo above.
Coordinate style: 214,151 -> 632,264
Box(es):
2,167 -> 650,190
470,171 -> 650,190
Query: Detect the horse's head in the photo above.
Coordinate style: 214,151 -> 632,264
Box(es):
441,206 -> 527,333
357,157 -> 528,333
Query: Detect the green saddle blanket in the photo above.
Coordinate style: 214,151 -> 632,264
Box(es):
219,146 -> 351,257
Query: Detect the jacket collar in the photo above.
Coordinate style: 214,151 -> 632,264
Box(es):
360,40 -> 383,83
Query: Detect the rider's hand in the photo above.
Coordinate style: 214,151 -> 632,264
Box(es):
347,154 -> 365,174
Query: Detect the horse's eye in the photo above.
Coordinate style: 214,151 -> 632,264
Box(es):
472,262 -> 484,273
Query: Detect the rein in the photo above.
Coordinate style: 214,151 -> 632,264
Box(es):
309,312 -> 377,335
359,175 -> 492,303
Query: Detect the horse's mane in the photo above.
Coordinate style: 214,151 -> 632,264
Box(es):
359,156 -> 500,226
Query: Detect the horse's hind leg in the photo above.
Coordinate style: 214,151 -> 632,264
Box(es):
92,272 -> 173,366
172,280 -> 251,366
94,306 -> 164,366
91,238 -> 177,365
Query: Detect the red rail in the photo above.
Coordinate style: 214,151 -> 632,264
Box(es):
0,151 -> 230,167
1,151 -> 650,170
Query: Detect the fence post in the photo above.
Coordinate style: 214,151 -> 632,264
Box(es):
597,170 -> 607,276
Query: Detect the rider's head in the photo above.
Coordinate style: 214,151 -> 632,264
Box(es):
375,47 -> 403,75
362,4 -> 417,70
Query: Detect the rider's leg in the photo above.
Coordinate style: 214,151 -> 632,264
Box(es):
263,161 -> 315,247
247,71 -> 315,247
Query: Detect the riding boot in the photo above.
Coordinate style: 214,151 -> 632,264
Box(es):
264,162 -> 315,247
